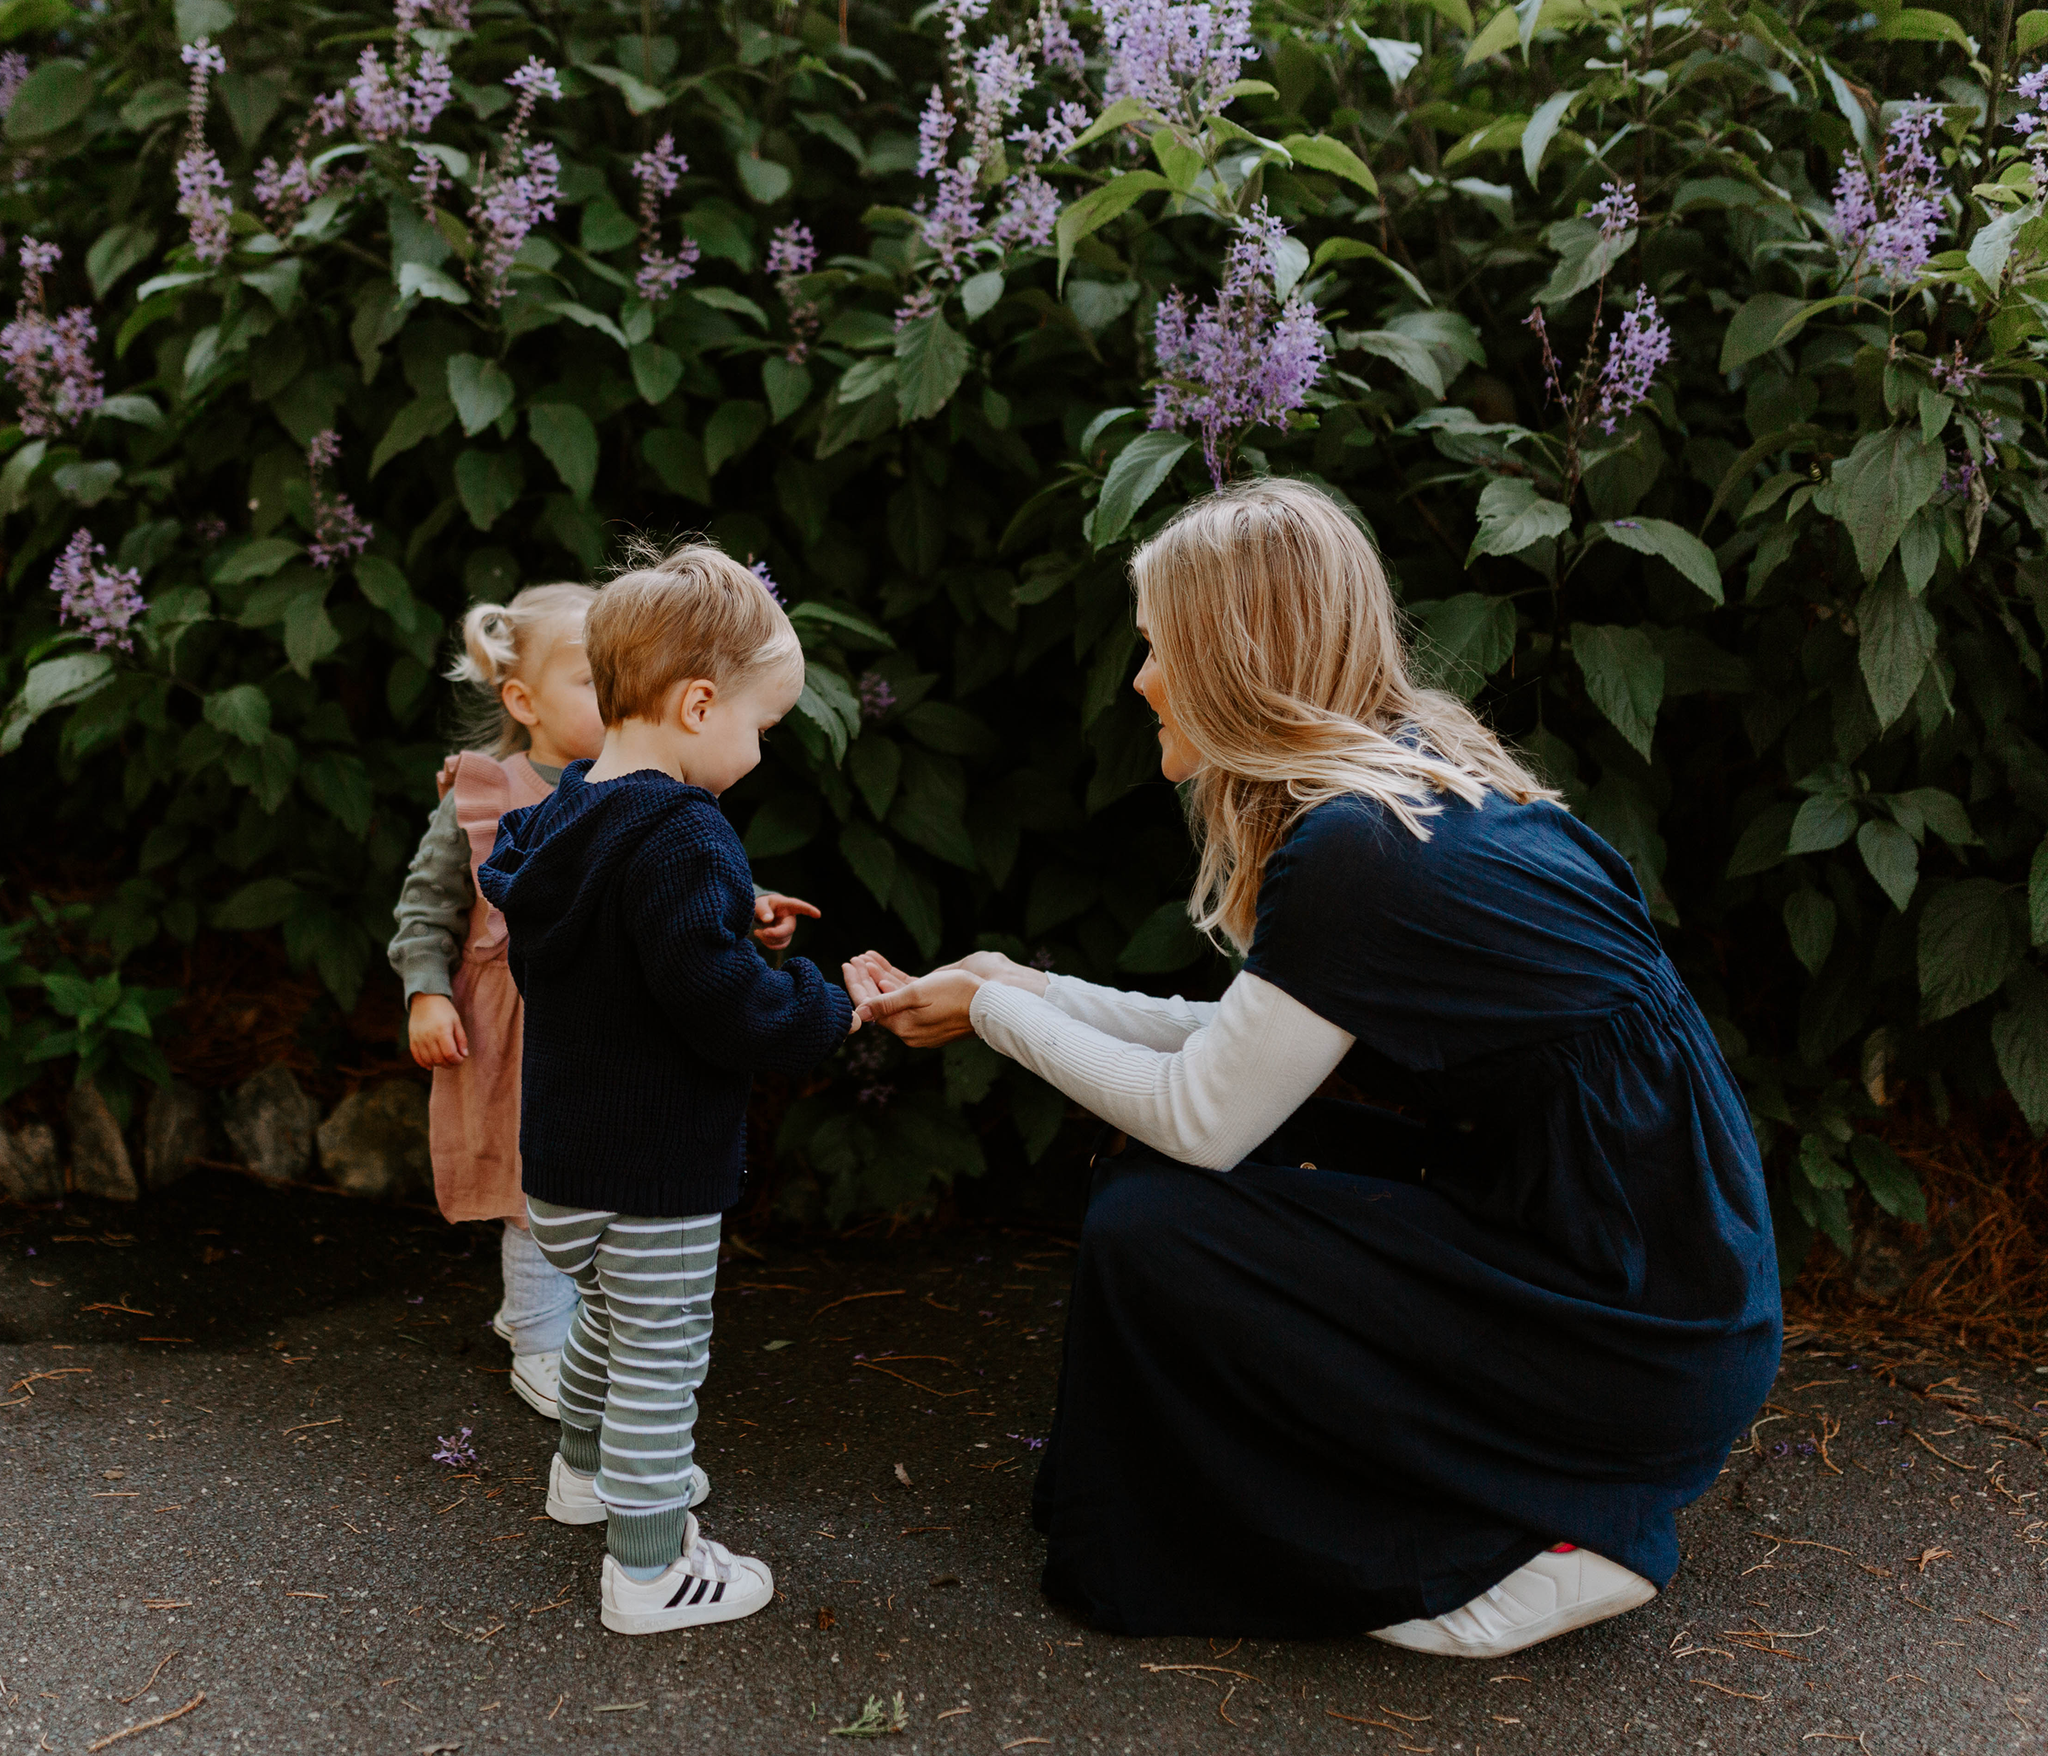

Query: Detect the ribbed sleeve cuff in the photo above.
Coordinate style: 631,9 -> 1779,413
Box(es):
395,952 -> 456,1004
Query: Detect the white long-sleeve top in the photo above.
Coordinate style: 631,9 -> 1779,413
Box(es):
968,970 -> 1355,1171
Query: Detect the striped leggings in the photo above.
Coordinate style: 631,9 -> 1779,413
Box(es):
526,1199 -> 721,1572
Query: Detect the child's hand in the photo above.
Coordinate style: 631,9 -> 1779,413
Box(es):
408,993 -> 469,1068
752,892 -> 821,951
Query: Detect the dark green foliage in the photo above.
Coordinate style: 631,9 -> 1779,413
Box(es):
2,0 -> 2046,1254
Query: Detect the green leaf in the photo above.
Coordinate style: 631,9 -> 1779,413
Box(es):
370,396 -> 455,478
788,601 -> 894,646
888,750 -> 977,870
0,0 -> 81,41
1966,203 -> 2028,291
202,683 -> 270,746
894,316 -> 971,424
889,860 -> 944,960
631,342 -> 685,408
445,354 -> 515,437
642,428 -> 709,503
689,286 -> 770,328
1308,237 -> 1432,305
735,153 -> 793,204
209,537 -> 303,584
943,1035 -> 1004,1106
1055,170 -> 1172,288
1522,87 -> 1579,184
1783,889 -> 1837,974
1536,217 -> 1634,307
1067,97 -> 1160,156
543,300 -> 630,349
1407,593 -> 1516,699
704,399 -> 769,477
1278,133 -> 1378,195
1857,817 -> 1919,912
1091,432 -> 1191,550
1992,966 -> 2048,1135
1832,427 -> 1943,583
210,876 -> 297,931
1786,794 -> 1857,855
1572,623 -> 1664,760
744,793 -> 821,858
847,733 -> 903,822
1117,901 -> 1206,973
1718,292 -> 1816,374
301,750 -> 373,835
2031,836 -> 2048,946
1599,518 -> 1722,605
174,0 -> 232,38
454,448 -> 524,532
283,588 -> 339,675
1347,328 -> 1444,398
1464,4 -> 1521,64
1874,7 -> 1971,48
1468,477 -> 1570,560
5,59 -> 90,142
1,652 -> 113,753
396,261 -> 470,305
2020,8 -> 2048,53
903,701 -> 1000,760
1848,1134 -> 1925,1224
85,223 -> 158,301
837,819 -> 896,907
1727,802 -> 1797,878
762,355 -> 812,423
528,402 -> 599,503
961,269 -> 1006,320
1856,571 -> 1939,730
1918,878 -> 2023,1022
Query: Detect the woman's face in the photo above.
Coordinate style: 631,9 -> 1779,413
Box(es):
1134,616 -> 1202,784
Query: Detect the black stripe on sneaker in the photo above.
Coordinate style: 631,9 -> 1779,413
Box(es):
665,1582 -> 689,1609
711,1581 -> 725,1602
689,1577 -> 712,1606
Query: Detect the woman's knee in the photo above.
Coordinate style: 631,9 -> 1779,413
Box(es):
1081,1157 -> 1222,1288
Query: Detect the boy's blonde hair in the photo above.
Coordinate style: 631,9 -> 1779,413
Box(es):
1131,477 -> 1559,953
587,538 -> 801,726
447,581 -> 598,757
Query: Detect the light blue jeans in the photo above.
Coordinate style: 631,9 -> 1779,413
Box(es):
498,1219 -> 579,1355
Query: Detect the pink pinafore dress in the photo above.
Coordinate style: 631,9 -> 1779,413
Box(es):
429,750 -> 553,1223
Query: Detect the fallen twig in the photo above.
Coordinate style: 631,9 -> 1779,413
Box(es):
86,1691 -> 205,1751
811,1290 -> 905,1323
117,1653 -> 178,1705
1690,1679 -> 1770,1700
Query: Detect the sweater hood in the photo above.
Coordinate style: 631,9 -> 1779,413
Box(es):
477,762 -> 721,976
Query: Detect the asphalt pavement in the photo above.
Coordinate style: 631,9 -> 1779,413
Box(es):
3,1171 -> 2044,1755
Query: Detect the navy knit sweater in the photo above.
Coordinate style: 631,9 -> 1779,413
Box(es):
477,762 -> 851,1216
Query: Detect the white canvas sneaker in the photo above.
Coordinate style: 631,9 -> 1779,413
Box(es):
600,1513 -> 772,1635
490,1309 -> 515,1344
509,1350 -> 561,1420
546,1454 -> 710,1525
1369,1545 -> 1656,1659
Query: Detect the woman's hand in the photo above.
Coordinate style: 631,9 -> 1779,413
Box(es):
408,993 -> 469,1068
941,949 -> 1049,996
752,891 -> 821,951
847,964 -> 984,1047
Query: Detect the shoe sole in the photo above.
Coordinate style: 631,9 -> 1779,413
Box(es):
1368,1578 -> 1658,1659
509,1369 -> 559,1423
602,1573 -> 773,1636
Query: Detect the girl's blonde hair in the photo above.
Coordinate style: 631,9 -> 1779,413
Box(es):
446,582 -> 598,756
1131,477 -> 1559,953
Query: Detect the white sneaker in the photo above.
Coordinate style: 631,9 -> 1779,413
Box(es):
1369,1546 -> 1656,1659
509,1350 -> 561,1421
490,1309 -> 514,1344
546,1454 -> 710,1525
600,1513 -> 773,1635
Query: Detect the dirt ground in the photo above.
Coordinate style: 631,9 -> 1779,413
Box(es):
3,1171 -> 2043,1754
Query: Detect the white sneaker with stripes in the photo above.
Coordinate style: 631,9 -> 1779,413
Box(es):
600,1513 -> 773,1635
546,1455 -> 709,1524
1368,1546 -> 1656,1658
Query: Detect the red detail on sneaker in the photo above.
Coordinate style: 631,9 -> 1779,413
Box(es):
1548,1543 -> 1577,1553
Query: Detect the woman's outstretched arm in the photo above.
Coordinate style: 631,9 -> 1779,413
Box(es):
967,970 -> 1351,1170
849,950 -> 1217,1051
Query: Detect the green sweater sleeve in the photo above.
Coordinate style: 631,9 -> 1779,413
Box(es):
387,790 -> 473,1004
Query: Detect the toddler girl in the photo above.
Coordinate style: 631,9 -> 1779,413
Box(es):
388,583 -> 603,1420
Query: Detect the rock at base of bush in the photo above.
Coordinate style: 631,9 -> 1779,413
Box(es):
317,1080 -> 431,1201
144,1082 -> 209,1190
223,1063 -> 317,1182
68,1083 -> 139,1201
0,1119 -> 61,1202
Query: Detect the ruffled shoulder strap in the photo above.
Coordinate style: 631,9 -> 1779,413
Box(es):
443,750 -> 518,879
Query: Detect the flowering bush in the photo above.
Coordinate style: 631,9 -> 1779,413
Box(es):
0,0 -> 2045,1262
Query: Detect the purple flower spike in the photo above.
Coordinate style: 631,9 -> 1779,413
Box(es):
1149,204 -> 1329,486
2,239 -> 103,436
857,670 -> 896,722
431,1426 -> 479,1468
1829,103 -> 1942,289
306,429 -> 372,569
1593,287 -> 1671,434
50,531 -> 145,651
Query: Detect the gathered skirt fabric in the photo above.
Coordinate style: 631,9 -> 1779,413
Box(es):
1031,1141 -> 1781,1638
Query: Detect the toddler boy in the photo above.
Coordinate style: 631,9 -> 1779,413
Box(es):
479,541 -> 852,1634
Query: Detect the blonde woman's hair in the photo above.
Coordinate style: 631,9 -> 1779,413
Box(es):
1132,477 -> 1559,953
586,536 -> 801,725
446,582 -> 598,757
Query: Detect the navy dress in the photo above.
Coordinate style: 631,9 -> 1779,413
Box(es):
1030,792 -> 1780,1637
